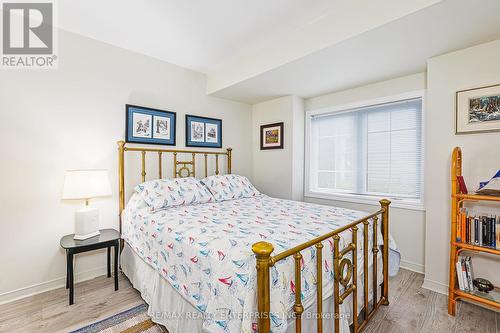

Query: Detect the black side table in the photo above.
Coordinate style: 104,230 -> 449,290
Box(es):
60,228 -> 120,305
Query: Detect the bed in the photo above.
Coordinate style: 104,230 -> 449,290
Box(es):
117,141 -> 398,333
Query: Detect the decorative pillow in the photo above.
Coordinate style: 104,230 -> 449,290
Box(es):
135,177 -> 214,211
201,174 -> 260,202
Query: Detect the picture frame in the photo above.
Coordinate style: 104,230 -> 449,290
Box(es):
126,104 -> 176,145
260,122 -> 284,150
185,115 -> 222,148
456,83 -> 500,134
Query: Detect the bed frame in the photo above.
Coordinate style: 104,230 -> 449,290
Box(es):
117,141 -> 391,333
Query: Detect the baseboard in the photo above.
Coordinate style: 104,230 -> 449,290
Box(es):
400,259 -> 425,274
0,265 -> 107,305
422,278 -> 448,295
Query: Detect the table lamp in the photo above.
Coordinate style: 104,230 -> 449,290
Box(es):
62,170 -> 112,240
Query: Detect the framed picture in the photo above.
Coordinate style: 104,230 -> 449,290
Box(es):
126,104 -> 176,145
260,122 -> 284,150
456,84 -> 500,134
185,115 -> 222,148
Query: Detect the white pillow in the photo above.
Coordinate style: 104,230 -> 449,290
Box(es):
201,174 -> 260,202
135,177 -> 214,211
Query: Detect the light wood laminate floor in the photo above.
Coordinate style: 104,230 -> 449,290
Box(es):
0,269 -> 498,333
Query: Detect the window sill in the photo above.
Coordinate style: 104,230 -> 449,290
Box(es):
304,190 -> 425,211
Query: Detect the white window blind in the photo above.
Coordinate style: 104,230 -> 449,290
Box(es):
308,98 -> 423,202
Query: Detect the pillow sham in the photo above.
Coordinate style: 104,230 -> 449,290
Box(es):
201,174 -> 260,202
135,177 -> 214,211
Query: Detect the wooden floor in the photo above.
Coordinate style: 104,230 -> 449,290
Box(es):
0,269 -> 498,333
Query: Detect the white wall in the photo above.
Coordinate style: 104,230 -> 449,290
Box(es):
0,29 -> 252,303
252,95 -> 304,200
304,73 -> 427,274
423,39 -> 500,294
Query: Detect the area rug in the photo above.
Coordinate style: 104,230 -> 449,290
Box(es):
70,304 -> 168,333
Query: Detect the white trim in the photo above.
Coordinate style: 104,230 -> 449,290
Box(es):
304,90 -> 426,211
400,259 -> 425,274
422,278 -> 448,295
0,265 -> 107,305
304,191 -> 425,211
306,90 -> 426,117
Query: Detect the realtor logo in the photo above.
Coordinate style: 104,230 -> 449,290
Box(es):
1,1 -> 57,68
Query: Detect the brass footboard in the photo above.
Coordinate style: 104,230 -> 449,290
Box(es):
252,199 -> 390,333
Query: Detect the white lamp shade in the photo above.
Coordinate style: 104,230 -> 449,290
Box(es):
62,170 -> 112,200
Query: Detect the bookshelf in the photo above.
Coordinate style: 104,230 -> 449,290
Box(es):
448,147 -> 500,315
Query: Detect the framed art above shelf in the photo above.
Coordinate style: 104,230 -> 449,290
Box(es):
456,83 -> 500,134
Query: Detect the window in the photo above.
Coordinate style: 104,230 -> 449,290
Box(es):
306,94 -> 424,209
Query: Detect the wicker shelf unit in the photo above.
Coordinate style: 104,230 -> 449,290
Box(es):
448,147 -> 500,315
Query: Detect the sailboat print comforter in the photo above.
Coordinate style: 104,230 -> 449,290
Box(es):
122,193 -> 397,333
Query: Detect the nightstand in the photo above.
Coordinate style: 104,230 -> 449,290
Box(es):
60,228 -> 120,305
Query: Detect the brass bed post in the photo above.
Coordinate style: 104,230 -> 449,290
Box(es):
173,152 -> 177,178
204,153 -> 208,177
117,141 -> 126,251
141,151 -> 146,182
293,252 -> 304,333
158,152 -> 162,179
252,241 -> 274,333
333,235 -> 340,333
192,153 -> 196,177
227,148 -> 232,174
315,243 -> 323,333
372,216 -> 378,310
363,220 -> 369,318
352,226 -> 358,332
215,154 -> 219,175
380,199 -> 391,305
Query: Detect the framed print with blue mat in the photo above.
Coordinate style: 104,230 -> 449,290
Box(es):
185,115 -> 222,148
126,104 -> 176,145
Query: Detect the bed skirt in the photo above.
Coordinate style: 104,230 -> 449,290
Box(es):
122,243 -> 391,333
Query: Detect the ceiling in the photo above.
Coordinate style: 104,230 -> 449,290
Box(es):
57,0 -> 500,104
58,0 -> 335,73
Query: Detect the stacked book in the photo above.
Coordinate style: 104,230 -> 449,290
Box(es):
476,170 -> 500,196
456,255 -> 474,292
457,208 -> 500,249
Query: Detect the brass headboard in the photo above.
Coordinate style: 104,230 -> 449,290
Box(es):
117,140 -> 232,239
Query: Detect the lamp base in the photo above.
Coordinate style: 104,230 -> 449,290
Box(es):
74,207 -> 100,240
74,230 -> 100,240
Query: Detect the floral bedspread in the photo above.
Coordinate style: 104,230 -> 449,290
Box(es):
122,194 -> 391,333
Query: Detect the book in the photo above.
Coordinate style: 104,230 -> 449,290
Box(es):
477,169 -> 500,196
465,217 -> 469,243
482,217 -> 488,246
496,218 -> 500,250
470,217 -> 475,245
478,218 -> 483,246
465,256 -> 474,291
456,256 -> 475,292
492,216 -> 496,248
461,208 -> 467,242
456,259 -> 464,291
457,209 -> 498,249
457,175 -> 468,194
489,216 -> 494,247
461,257 -> 469,292
457,210 -> 462,242
474,217 -> 479,245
